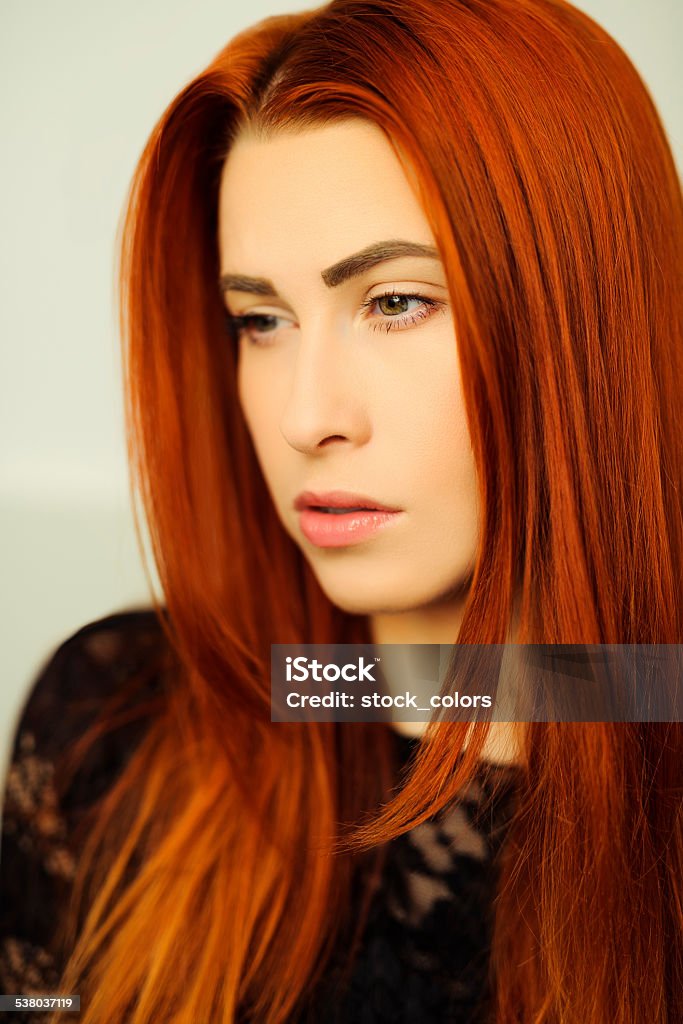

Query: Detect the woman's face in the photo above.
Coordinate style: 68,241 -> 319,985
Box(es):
218,119 -> 480,616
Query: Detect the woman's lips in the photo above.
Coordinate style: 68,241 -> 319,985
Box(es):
297,507 -> 403,548
294,490 -> 403,548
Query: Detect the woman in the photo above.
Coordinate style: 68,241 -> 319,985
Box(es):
1,0 -> 681,1021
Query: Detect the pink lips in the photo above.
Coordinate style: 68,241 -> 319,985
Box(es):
294,490 -> 403,548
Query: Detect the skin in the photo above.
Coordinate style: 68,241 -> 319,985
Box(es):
218,119 -> 521,763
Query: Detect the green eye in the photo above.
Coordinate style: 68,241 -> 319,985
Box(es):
229,312 -> 293,346
361,292 -> 442,333
377,294 -> 411,315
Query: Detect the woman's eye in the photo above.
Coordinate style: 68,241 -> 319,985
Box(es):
229,313 -> 293,345
377,294 -> 414,315
362,292 -> 441,332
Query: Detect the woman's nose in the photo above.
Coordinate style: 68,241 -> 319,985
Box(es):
278,324 -> 371,455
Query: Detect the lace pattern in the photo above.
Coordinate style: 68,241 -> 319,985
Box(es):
301,737 -> 518,1023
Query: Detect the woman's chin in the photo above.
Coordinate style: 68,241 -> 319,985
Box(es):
311,574 -> 453,618
305,554 -> 476,623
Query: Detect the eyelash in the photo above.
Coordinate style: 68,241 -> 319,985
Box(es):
228,291 -> 442,345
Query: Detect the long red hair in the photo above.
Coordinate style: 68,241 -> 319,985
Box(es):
51,1 -> 682,1021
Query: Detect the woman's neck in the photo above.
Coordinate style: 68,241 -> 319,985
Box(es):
368,595 -> 525,765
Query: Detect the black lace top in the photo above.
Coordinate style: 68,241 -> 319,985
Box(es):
0,610 -> 520,1023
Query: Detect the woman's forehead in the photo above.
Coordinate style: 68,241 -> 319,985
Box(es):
217,120 -> 437,276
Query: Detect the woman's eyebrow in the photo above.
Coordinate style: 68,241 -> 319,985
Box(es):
219,239 -> 441,296
321,239 -> 441,287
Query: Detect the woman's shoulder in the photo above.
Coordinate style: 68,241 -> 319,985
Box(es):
13,608 -> 168,736
20,606 -> 170,706
4,607 -> 174,811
